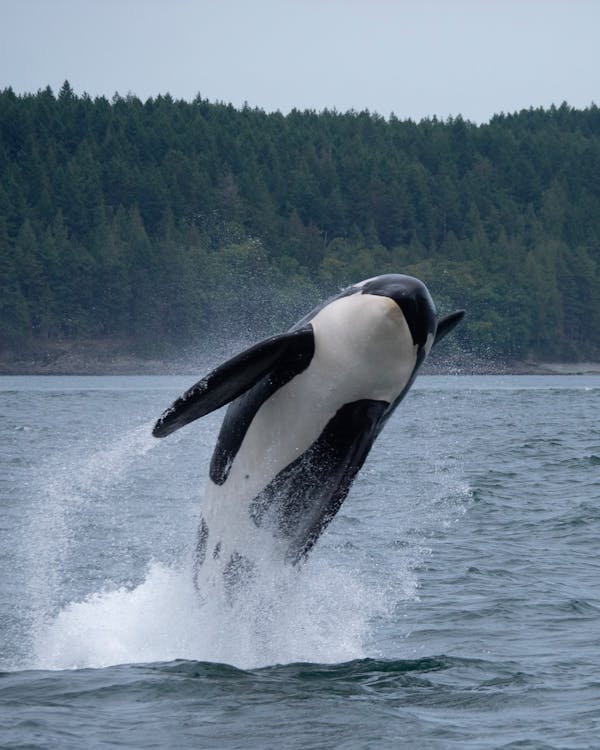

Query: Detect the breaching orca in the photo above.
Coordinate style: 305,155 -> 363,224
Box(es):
153,274 -> 464,597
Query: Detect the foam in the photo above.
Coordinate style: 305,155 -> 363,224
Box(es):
32,556 -> 388,671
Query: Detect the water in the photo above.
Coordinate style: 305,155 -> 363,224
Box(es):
1,374 -> 599,749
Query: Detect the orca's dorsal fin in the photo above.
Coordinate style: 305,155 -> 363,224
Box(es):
153,327 -> 315,437
433,310 -> 465,347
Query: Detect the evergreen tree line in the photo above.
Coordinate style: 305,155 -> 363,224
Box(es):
1,81 -> 599,361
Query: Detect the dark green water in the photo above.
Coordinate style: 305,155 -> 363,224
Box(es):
1,375 -> 599,749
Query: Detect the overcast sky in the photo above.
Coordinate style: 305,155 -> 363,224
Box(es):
1,0 -> 598,123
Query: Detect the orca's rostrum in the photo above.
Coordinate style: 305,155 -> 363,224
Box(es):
153,274 -> 464,596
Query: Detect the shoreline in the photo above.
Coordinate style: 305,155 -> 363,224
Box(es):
1,348 -> 599,378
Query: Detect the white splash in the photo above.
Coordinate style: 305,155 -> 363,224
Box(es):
20,407 -> 468,673
23,423 -> 161,651
31,556 -> 386,671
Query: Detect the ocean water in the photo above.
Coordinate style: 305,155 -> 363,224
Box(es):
0,374 -> 599,749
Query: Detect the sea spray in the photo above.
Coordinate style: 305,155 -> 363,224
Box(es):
31,555 -> 387,671
18,413 -> 393,671
22,422 -> 164,662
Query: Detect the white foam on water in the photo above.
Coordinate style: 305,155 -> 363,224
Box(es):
31,555 -> 387,671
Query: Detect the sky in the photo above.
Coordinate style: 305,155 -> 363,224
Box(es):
1,0 -> 599,123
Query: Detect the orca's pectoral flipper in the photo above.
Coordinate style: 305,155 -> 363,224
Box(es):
433,310 -> 465,347
152,327 -> 314,438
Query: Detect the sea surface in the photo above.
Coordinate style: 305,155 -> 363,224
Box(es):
1,374 -> 599,749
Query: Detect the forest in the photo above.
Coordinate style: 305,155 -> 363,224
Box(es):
1,81 -> 599,364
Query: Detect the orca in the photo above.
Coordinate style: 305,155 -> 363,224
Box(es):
153,274 -> 464,596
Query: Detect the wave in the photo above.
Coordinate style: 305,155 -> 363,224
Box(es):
1,653 -> 530,704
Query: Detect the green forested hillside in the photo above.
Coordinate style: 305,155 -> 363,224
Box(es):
1,81 -> 599,361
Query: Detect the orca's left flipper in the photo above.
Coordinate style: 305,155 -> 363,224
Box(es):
152,327 -> 314,438
433,310 -> 465,347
